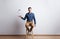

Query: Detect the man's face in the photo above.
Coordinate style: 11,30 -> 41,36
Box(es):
28,8 -> 32,12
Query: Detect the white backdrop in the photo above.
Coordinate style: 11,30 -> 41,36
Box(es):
0,0 -> 60,35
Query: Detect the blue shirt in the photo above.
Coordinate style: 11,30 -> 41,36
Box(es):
21,12 -> 36,24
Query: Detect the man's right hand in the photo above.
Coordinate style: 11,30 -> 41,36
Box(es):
19,16 -> 23,18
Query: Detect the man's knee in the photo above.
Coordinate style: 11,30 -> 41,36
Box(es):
31,24 -> 34,27
25,24 -> 29,27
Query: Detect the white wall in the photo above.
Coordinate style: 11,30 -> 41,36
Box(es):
0,0 -> 60,35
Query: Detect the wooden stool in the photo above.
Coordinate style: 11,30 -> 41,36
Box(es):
26,28 -> 34,39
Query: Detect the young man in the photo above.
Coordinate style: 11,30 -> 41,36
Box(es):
19,7 -> 36,32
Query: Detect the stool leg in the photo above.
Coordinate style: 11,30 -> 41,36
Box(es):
26,29 -> 28,39
32,31 -> 33,39
26,28 -> 34,39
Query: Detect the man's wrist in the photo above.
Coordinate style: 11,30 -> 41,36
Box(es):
20,16 -> 23,19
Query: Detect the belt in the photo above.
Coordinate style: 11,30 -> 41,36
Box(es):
27,20 -> 33,22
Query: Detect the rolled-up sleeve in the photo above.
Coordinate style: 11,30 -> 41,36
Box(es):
21,14 -> 27,20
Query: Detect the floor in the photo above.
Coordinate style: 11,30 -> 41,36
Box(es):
0,35 -> 60,39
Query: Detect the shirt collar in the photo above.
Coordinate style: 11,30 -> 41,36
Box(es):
28,12 -> 32,14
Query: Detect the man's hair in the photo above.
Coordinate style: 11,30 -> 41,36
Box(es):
28,7 -> 32,9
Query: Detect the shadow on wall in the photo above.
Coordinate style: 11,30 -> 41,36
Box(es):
12,17 -> 25,34
54,18 -> 60,34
